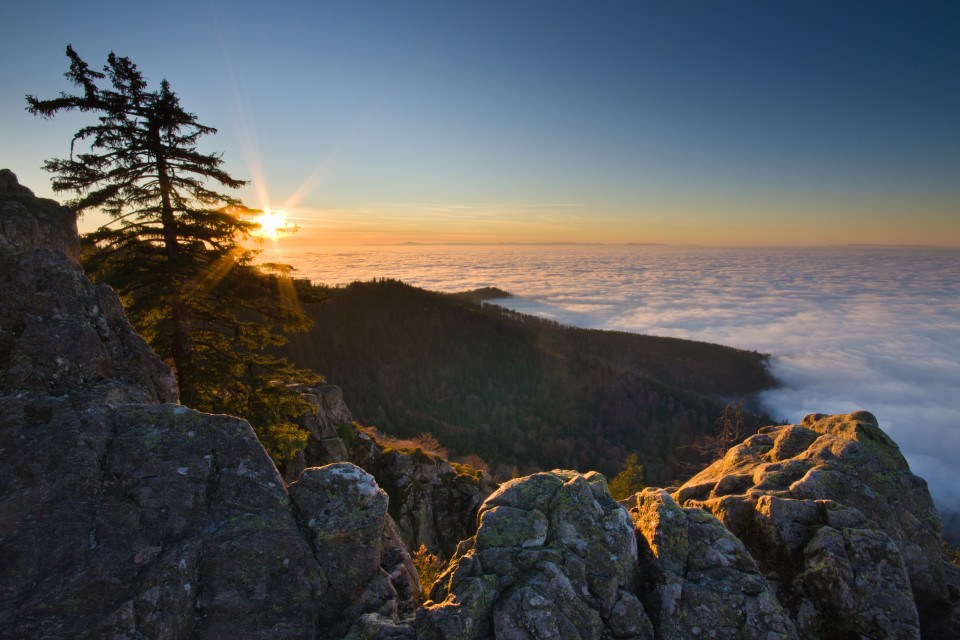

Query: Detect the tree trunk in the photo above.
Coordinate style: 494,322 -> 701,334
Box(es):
151,122 -> 191,397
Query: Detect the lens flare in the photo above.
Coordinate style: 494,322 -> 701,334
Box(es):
254,209 -> 290,239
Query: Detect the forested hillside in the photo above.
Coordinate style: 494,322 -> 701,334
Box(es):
279,279 -> 777,484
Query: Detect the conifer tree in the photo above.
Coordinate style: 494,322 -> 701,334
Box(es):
27,45 -> 322,464
607,453 -> 646,501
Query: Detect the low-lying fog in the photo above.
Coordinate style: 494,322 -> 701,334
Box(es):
262,244 -> 960,535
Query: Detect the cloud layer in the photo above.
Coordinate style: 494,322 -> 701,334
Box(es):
263,244 -> 960,529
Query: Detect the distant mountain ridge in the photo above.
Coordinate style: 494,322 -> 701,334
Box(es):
279,279 -> 777,484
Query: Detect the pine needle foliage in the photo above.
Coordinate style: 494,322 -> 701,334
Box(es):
27,45 -> 323,465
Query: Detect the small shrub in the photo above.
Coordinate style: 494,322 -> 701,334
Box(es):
458,453 -> 490,473
335,422 -> 356,444
944,541 -> 960,567
608,453 -> 646,501
412,544 -> 445,593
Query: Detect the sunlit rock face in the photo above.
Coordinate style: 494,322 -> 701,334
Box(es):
673,411 -> 959,639
0,171 -> 417,639
624,488 -> 798,640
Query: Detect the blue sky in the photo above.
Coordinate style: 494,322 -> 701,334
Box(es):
2,1 -> 959,245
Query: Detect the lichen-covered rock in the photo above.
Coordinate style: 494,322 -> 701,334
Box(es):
0,177 -> 417,639
417,470 -> 652,640
674,411 -> 958,639
284,384 -> 353,479
624,488 -> 798,640
289,463 -> 422,635
281,383 -> 497,561
1,398 -> 326,638
0,171 -> 177,405
0,247 -> 179,405
305,422 -> 497,560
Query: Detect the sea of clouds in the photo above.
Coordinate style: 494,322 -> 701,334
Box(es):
261,244 -> 960,532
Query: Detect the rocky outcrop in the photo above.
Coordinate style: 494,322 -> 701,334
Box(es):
3,170 -> 958,639
285,384 -> 354,479
0,168 -> 79,258
0,172 -> 175,406
673,411 -> 959,639
347,430 -> 497,559
624,488 -> 798,639
418,469 -> 651,640
290,463 -> 422,637
0,171 -> 417,639
286,390 -> 497,560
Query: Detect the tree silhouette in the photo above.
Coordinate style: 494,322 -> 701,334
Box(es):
27,45 -> 322,463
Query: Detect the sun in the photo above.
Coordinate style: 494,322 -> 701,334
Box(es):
253,209 -> 288,239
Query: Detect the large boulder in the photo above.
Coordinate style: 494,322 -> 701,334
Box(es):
624,488 -> 798,640
417,469 -> 652,640
674,411 -> 958,639
290,463 -> 422,637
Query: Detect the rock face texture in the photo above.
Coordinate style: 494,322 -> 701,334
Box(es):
0,168 -> 79,258
286,390 -> 497,560
285,384 -> 354,479
624,488 -> 798,640
0,171 -> 418,639
418,469 -> 651,640
3,171 -> 959,639
674,411 -> 958,639
347,429 -> 498,559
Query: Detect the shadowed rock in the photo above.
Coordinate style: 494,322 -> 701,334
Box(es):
0,168 -> 79,258
290,402 -> 497,560
0,172 -> 417,639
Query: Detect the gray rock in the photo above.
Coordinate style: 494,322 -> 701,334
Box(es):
285,384 -> 353,479
289,463 -> 422,635
0,247 -> 179,405
417,470 -> 652,640
625,488 -> 798,640
0,168 -> 79,258
297,420 -> 498,561
0,177 -> 417,639
673,411 -> 957,639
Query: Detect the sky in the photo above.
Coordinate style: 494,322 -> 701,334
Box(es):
2,1 -> 959,246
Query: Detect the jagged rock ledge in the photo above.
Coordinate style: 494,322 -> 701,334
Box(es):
2,170 -> 959,639
0,171 -> 419,638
